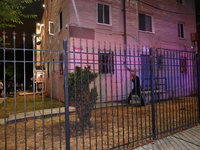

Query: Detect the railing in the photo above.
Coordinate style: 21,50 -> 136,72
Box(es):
0,36 -> 199,150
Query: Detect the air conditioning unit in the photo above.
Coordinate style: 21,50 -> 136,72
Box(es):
49,21 -> 54,35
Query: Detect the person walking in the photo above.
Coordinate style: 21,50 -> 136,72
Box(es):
0,80 -> 4,97
126,72 -> 145,106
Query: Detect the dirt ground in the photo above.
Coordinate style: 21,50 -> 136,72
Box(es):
0,96 -> 199,150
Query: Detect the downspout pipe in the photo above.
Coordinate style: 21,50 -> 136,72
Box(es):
123,0 -> 134,72
123,0 -> 127,48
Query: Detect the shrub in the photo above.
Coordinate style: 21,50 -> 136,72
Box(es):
68,66 -> 98,127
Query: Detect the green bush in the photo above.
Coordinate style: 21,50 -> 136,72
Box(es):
68,66 -> 98,127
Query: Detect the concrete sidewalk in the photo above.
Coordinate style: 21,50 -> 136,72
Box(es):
134,125 -> 200,150
0,99 -> 123,125
0,106 -> 76,125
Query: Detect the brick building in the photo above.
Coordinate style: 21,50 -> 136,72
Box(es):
35,0 -> 197,102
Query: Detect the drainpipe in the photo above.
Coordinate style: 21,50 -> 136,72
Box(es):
123,0 -> 134,72
123,0 -> 127,48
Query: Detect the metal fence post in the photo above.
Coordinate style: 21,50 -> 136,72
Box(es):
196,53 -> 200,123
150,48 -> 157,140
63,40 -> 70,150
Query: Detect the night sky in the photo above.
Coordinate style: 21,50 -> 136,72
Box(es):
0,1 -> 44,82
4,1 -> 44,48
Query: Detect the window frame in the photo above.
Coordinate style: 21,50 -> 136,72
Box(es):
178,22 -> 184,38
97,2 -> 112,26
49,21 -> 54,35
139,13 -> 154,33
98,50 -> 114,74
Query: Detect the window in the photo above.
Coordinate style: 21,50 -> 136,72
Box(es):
59,54 -> 63,75
59,11 -> 62,31
178,23 -> 184,38
53,59 -> 55,72
157,55 -> 164,69
98,51 -> 114,74
176,0 -> 184,4
97,3 -> 110,25
49,21 -> 54,35
47,63 -> 50,77
180,57 -> 186,73
139,13 -> 152,32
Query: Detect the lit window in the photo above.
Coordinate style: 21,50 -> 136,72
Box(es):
178,23 -> 184,38
98,51 -> 114,74
97,3 -> 110,25
139,13 -> 152,32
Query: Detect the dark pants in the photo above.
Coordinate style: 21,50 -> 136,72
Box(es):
127,88 -> 145,106
6,88 -> 10,96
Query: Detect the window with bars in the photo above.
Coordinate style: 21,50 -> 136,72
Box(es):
98,51 -> 114,74
139,13 -> 152,32
157,55 -> 164,69
97,3 -> 110,25
180,57 -> 187,73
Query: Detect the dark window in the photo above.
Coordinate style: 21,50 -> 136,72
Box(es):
53,59 -> 55,72
177,0 -> 183,4
98,3 -> 110,25
139,13 -> 152,32
157,55 -> 164,69
47,63 -> 50,77
59,12 -> 62,30
180,57 -> 187,73
178,23 -> 184,38
98,51 -> 114,74
59,54 -> 63,75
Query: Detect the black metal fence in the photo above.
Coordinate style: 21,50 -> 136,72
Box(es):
0,36 -> 200,150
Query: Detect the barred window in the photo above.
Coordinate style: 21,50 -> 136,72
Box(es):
180,57 -> 187,73
98,51 -> 114,74
157,55 -> 164,69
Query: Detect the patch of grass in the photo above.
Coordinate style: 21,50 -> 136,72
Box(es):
0,93 -> 65,118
